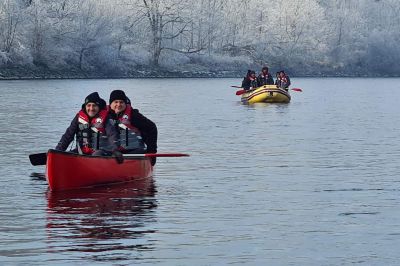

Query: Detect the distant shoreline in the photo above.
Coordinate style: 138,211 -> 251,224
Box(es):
1,74 -> 398,80
0,66 -> 398,80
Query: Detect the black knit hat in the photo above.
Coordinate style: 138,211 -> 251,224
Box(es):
247,70 -> 256,76
82,92 -> 106,109
109,90 -> 128,104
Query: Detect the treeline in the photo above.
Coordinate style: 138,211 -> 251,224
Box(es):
1,0 -> 400,78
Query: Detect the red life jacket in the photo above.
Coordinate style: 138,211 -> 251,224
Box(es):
76,109 -> 108,154
117,105 -> 142,133
108,104 -> 146,152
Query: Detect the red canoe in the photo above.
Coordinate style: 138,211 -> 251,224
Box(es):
46,149 -> 153,191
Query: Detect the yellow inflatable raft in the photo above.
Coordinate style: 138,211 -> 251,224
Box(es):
240,85 -> 291,104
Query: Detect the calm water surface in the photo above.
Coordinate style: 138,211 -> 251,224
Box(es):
0,78 -> 400,265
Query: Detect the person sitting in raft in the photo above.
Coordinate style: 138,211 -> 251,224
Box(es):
108,90 -> 158,166
257,66 -> 274,86
275,71 -> 280,87
276,70 -> 291,91
241,70 -> 258,91
275,71 -> 281,87
55,92 -> 124,163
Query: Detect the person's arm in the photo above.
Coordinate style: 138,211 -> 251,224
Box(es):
105,115 -> 121,151
131,109 -> 158,166
241,78 -> 250,90
286,76 -> 291,87
131,109 -> 158,153
267,74 -> 274,85
256,75 -> 260,86
55,115 -> 78,151
104,115 -> 125,163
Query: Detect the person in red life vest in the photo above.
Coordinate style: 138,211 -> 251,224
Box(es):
108,90 -> 158,166
55,92 -> 124,163
257,66 -> 274,86
276,70 -> 291,91
241,70 -> 258,91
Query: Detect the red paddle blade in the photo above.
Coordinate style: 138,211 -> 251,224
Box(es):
236,89 -> 246,95
291,88 -> 303,92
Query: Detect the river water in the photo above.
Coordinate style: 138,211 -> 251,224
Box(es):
0,78 -> 399,265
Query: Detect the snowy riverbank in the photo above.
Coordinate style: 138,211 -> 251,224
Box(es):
0,65 -> 394,80
0,66 -> 244,80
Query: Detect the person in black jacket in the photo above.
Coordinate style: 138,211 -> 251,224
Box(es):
274,71 -> 280,86
257,66 -> 274,86
108,90 -> 158,165
55,92 -> 124,163
241,70 -> 258,91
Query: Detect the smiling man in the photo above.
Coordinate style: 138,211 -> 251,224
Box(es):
108,90 -> 158,165
55,92 -> 124,163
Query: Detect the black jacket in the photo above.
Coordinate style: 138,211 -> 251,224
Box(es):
241,77 -> 258,90
55,112 -> 119,152
257,73 -> 274,86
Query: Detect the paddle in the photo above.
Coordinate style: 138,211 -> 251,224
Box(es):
123,153 -> 189,158
235,89 -> 247,96
29,152 -> 189,166
29,152 -> 47,166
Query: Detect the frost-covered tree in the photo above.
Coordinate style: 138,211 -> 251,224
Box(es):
263,0 -> 329,70
122,0 -> 204,67
362,0 -> 400,74
71,0 -> 115,70
25,0 -> 50,66
321,0 -> 367,71
0,0 -> 23,54
2,0 -> 400,76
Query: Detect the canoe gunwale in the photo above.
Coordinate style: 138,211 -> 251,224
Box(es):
46,149 -> 148,161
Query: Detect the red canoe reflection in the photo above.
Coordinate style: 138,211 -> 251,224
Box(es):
45,178 -> 157,254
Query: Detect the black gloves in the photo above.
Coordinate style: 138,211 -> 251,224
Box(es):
112,150 -> 124,164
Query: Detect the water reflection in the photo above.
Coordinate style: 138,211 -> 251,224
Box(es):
45,178 -> 157,257
30,172 -> 46,181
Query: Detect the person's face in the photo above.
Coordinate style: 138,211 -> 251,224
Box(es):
262,69 -> 268,75
85,103 -> 99,118
110,100 -> 126,114
250,73 -> 256,79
